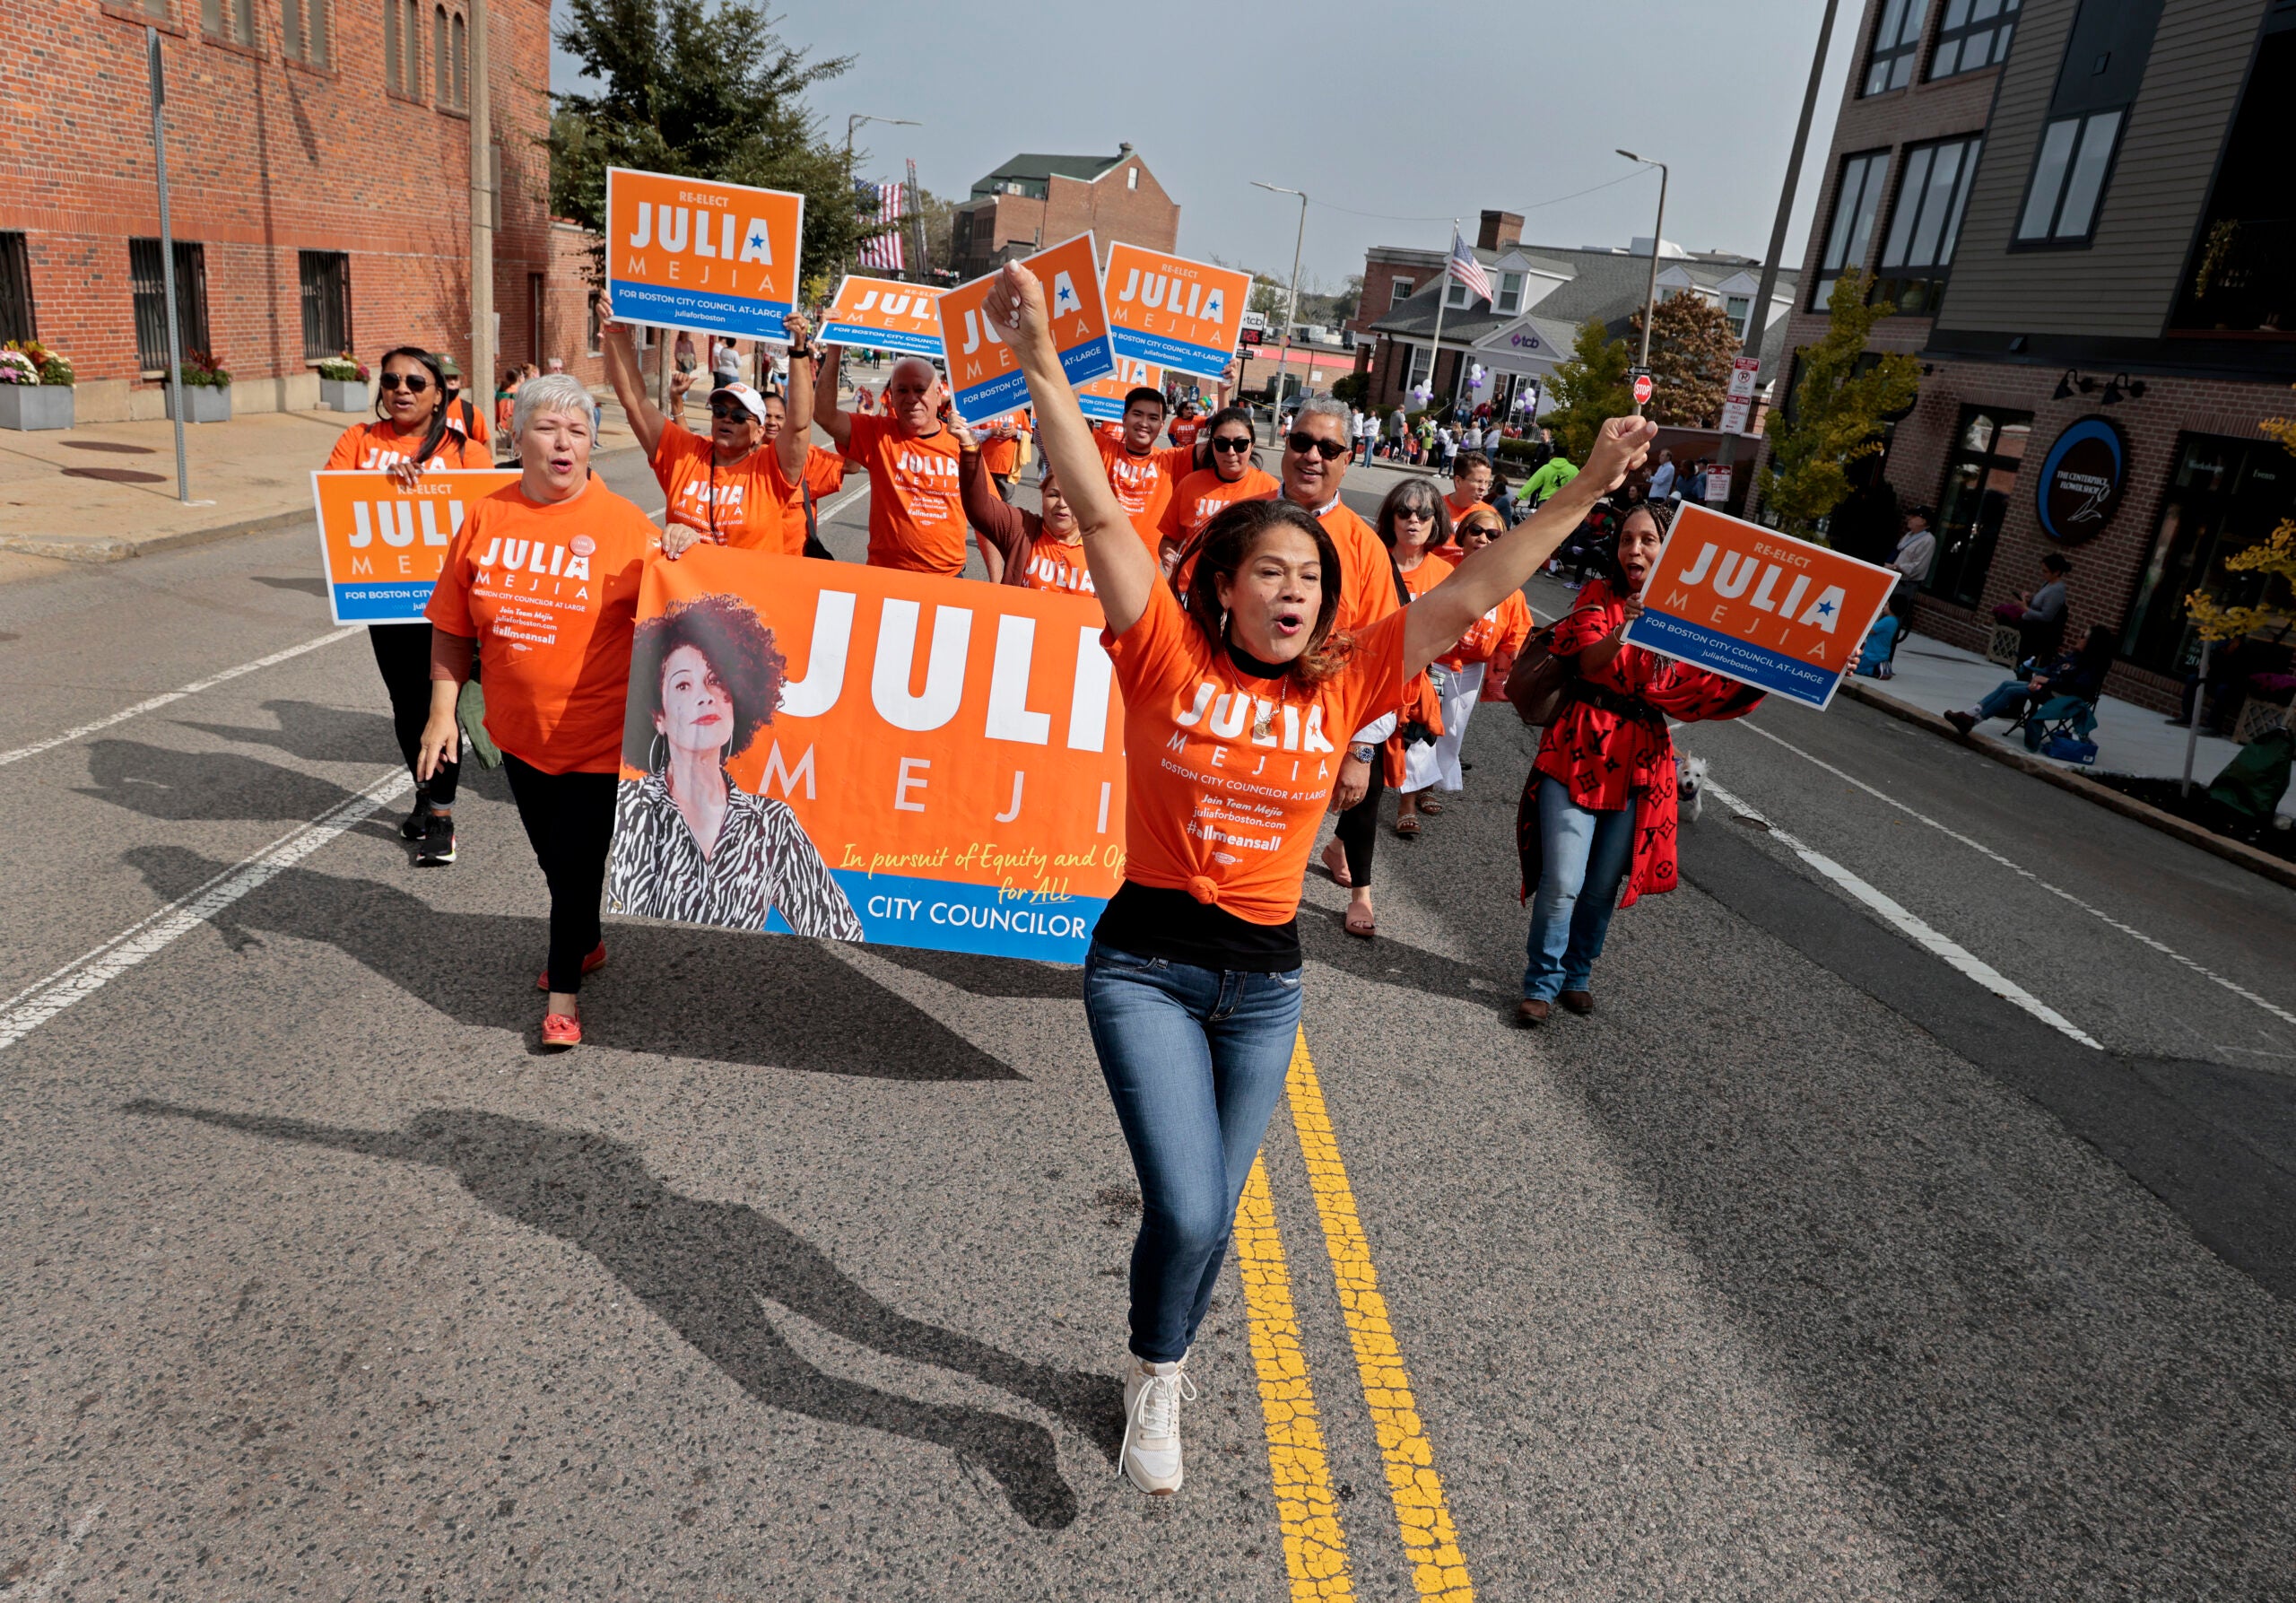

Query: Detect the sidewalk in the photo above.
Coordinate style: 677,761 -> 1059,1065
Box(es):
1854,632 -> 2292,823
0,397 -> 645,562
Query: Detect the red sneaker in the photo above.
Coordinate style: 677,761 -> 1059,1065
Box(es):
535,943 -> 608,992
540,1012 -> 582,1050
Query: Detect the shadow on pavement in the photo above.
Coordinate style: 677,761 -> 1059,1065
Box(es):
251,575 -> 327,596
124,843 -> 1024,1080
867,945 -> 1082,999
78,738 -> 364,823
177,699 -> 397,763
123,1101 -> 1113,1529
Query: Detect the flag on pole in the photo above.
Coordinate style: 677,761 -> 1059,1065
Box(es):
857,180 -> 907,273
1446,228 -> 1492,305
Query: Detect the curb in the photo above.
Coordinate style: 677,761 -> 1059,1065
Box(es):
0,505 -> 315,563
1836,678 -> 2296,893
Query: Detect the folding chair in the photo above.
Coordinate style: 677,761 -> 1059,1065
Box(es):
2020,695 -> 2098,764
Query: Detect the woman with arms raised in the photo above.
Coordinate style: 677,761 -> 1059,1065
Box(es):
982,260 -> 1652,1497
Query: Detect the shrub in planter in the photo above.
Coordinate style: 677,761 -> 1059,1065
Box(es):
0,342 -> 74,430
315,354 -> 369,412
166,352 -> 233,422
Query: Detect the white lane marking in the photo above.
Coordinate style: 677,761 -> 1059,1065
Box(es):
0,628 -> 360,770
0,1503 -> 104,1601
817,484 -> 867,524
0,767 -> 409,1053
1704,779 -> 2104,1050
1730,719 -> 2296,1031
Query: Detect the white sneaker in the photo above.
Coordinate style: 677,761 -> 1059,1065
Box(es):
1119,1354 -> 1195,1495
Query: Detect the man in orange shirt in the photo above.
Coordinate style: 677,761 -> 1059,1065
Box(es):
1157,405 -> 1276,571
1167,402 -> 1204,451
813,350 -> 971,575
1096,387 -> 1202,550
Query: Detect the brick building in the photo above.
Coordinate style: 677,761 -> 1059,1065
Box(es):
0,0 -> 560,423
948,145 -> 1178,280
1750,0 -> 2296,710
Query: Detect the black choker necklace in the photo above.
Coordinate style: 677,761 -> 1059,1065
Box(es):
1225,639 -> 1288,680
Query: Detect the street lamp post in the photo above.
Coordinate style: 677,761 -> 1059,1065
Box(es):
1618,149 -> 1670,408
1252,182 -> 1307,436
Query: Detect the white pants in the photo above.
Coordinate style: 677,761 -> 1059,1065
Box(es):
1401,662 -> 1485,794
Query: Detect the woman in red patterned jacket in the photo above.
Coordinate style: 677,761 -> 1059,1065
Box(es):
1515,502 -> 1765,1027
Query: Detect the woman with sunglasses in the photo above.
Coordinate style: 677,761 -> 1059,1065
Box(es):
326,345 -> 494,867
1414,507 -> 1531,799
1157,406 -> 1276,574
599,301 -> 815,554
1380,481 -> 1457,846
981,258 -> 1651,1496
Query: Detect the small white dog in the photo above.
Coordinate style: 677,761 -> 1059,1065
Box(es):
1677,754 -> 1709,822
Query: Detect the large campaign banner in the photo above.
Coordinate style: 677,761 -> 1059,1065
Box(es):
312,469 -> 518,623
936,232 -> 1116,424
1103,244 -> 1250,381
819,274 -> 944,358
1622,502 -> 1896,710
604,166 -> 804,343
1075,357 -> 1161,423
605,547 -> 1126,962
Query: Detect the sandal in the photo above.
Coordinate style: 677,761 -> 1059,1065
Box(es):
1344,903 -> 1376,939
1416,797 -> 1445,815
1322,838 -> 1353,888
1394,815 -> 1421,839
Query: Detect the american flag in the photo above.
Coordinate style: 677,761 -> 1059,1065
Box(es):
857,180 -> 906,273
1446,228 -> 1492,305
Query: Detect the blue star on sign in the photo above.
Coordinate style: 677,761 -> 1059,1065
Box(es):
749,231 -> 766,252
1816,600 -> 1835,616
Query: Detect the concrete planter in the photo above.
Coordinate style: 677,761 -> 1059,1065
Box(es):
167,384 -> 231,423
318,377 -> 368,412
0,384 -> 74,431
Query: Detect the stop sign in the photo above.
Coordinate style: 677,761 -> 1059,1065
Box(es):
1632,373 -> 1655,405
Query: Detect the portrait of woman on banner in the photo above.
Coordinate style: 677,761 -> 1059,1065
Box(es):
607,594 -> 864,940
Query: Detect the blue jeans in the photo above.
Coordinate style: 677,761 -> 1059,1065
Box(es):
1976,679 -> 2033,723
1082,942 -> 1303,1363
1521,773 -> 1636,1002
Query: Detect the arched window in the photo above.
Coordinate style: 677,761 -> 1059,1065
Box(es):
404,0 -> 422,100
433,6 -> 448,104
383,0 -> 398,91
451,12 -> 467,109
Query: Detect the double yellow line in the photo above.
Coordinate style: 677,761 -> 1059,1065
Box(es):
1231,1032 -> 1477,1602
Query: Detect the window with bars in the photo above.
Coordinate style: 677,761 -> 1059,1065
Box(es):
1862,0 -> 1931,94
129,239 -> 210,374
283,0 -> 331,65
1812,150 -> 1891,308
202,0 -> 256,44
0,234 -> 34,344
1873,135 -> 1983,315
299,250 -> 350,361
1928,0 -> 2020,81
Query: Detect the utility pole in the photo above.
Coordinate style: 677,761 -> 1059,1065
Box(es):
468,0 -> 494,428
1251,182 -> 1307,431
1618,150 -> 1670,414
1718,0 -> 1843,495
843,113 -> 921,283
146,27 -> 190,505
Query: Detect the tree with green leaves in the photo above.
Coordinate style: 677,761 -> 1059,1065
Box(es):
550,0 -> 867,295
1543,318 -> 1632,462
1630,292 -> 1740,428
1761,274 -> 1920,541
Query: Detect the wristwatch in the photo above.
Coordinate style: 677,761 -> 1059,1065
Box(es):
787,343 -> 815,360
1348,743 -> 1378,762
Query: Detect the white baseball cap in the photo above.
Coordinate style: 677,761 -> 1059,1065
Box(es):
707,380 -> 770,424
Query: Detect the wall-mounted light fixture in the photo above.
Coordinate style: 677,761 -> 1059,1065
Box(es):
2100,372 -> 2147,405
2051,369 -> 2099,401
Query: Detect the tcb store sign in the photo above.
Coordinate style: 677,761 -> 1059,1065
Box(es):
2035,415 -> 2129,544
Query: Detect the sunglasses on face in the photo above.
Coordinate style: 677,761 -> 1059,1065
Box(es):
709,403 -> 753,422
1210,435 -> 1254,453
1396,508 -> 1434,522
378,372 -> 431,393
1284,431 -> 1348,460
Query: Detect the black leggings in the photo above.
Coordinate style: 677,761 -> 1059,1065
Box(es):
503,754 -> 618,995
369,623 -> 457,806
1332,759 -> 1387,887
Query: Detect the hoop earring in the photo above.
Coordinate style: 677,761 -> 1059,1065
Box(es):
648,731 -> 666,774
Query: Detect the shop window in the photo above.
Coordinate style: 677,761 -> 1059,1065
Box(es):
2013,0 -> 2161,248
2121,434 -> 2296,675
129,238 -> 210,376
202,0 -> 255,45
1874,135 -> 1983,316
0,233 -> 34,344
1812,150 -> 1891,309
1389,277 -> 1414,307
2170,10 -> 2296,336
299,250 -> 349,361
1928,0 -> 2021,81
1926,407 -> 2031,606
1863,0 -> 1930,94
283,0 -> 330,65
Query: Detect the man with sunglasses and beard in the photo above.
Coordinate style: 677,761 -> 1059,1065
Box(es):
598,301 -> 815,556
1158,405 -> 1277,573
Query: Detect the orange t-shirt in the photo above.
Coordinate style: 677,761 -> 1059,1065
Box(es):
1104,581 -> 1409,926
326,419 -> 492,473
980,409 -> 1028,478
846,414 -> 968,574
422,480 -> 662,774
449,395 -> 491,446
650,421 -> 788,553
1169,416 -> 1203,449
1439,589 -> 1535,674
1097,435 -> 1197,550
1158,465 -> 1280,549
1397,551 -> 1456,604
1443,493 -> 1492,529
765,444 -> 848,556
1318,501 -> 1405,632
1017,534 -> 1095,597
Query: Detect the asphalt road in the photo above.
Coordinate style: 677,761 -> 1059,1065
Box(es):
2,443 -> 2292,1600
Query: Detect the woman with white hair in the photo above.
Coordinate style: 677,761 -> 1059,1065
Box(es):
415,372 -> 665,1050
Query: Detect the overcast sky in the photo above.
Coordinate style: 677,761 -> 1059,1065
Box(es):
550,0 -> 1858,289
